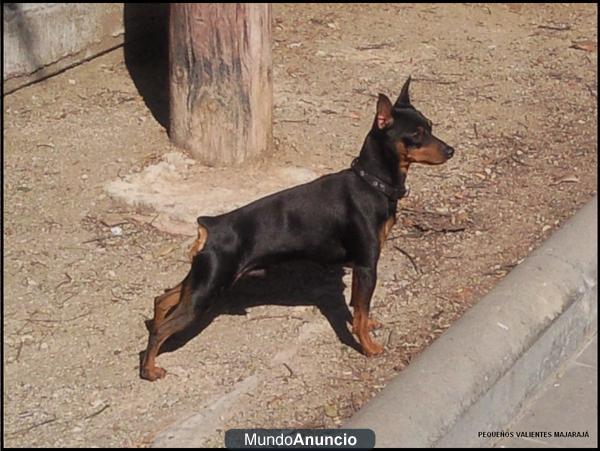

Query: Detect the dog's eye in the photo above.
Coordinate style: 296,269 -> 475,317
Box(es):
412,127 -> 425,139
404,131 -> 422,148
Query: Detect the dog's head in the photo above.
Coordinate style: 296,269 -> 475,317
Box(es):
373,76 -> 455,175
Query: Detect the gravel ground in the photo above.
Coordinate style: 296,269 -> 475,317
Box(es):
3,3 -> 597,447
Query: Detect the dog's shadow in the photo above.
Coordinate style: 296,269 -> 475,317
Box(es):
153,261 -> 362,358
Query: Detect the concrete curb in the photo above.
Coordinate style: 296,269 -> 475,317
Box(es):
3,4 -> 167,94
344,195 -> 597,447
3,4 -> 123,93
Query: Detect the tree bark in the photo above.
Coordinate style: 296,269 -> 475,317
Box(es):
169,4 -> 272,166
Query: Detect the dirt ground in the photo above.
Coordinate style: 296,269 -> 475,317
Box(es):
3,3 -> 597,448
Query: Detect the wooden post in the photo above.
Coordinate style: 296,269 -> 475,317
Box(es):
169,4 -> 272,165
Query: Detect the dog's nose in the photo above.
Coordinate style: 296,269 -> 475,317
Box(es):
444,146 -> 455,158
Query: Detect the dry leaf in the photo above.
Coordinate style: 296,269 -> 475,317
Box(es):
551,175 -> 580,186
99,214 -> 128,228
324,404 -> 338,418
157,245 -> 175,257
570,40 -> 597,53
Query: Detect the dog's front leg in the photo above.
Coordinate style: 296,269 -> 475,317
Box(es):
350,266 -> 384,356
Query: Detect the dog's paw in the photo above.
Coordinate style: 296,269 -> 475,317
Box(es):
141,366 -> 167,381
363,341 -> 384,357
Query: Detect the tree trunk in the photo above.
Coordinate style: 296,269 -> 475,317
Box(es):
169,4 -> 272,166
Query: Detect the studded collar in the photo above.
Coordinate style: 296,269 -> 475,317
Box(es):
350,158 -> 407,201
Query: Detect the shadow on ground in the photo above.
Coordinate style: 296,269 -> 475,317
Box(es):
147,261 -> 362,359
123,3 -> 170,129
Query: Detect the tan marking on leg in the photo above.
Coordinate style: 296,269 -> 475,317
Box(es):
188,225 -> 208,262
142,282 -> 195,381
152,283 -> 182,332
352,317 -> 382,334
378,217 -> 396,250
350,270 -> 384,356
353,305 -> 384,356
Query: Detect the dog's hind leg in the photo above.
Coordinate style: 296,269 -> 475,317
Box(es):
141,251 -> 234,381
146,282 -> 183,333
141,279 -> 197,381
148,224 -> 208,332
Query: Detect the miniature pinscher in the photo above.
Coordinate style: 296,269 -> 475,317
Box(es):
141,76 -> 455,381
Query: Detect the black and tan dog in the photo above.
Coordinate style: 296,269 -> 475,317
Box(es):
141,77 -> 454,381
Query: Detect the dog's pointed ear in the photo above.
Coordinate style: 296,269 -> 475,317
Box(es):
394,75 -> 412,107
375,93 -> 394,129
